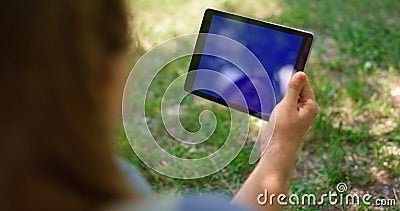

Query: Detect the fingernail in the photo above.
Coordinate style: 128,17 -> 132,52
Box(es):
295,72 -> 306,80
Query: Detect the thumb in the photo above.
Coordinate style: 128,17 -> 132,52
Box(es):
284,71 -> 307,106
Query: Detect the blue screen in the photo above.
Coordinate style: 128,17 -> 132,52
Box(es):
192,15 -> 303,115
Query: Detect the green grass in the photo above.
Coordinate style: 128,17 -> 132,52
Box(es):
116,0 -> 400,209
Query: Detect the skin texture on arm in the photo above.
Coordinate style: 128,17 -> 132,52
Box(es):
232,72 -> 319,211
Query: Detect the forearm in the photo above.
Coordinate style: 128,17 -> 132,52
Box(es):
232,72 -> 318,211
232,141 -> 299,211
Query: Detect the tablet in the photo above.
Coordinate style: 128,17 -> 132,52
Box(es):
184,9 -> 313,120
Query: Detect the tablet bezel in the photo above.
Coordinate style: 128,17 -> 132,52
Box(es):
184,8 -> 314,120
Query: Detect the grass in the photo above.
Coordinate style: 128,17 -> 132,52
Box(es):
116,0 -> 400,209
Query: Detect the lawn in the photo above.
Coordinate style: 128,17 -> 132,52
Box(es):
116,0 -> 400,209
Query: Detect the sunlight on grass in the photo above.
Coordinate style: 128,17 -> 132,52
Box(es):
130,0 -> 283,49
119,0 -> 400,209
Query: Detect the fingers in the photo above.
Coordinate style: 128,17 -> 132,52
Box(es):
282,71 -> 319,120
284,71 -> 307,107
298,74 -> 319,120
300,75 -> 316,102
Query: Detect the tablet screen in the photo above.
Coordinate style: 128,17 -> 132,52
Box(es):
185,9 -> 313,120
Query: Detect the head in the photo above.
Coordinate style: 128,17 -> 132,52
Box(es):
0,0 -> 136,209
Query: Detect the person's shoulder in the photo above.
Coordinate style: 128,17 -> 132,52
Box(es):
180,194 -> 253,211
103,194 -> 253,211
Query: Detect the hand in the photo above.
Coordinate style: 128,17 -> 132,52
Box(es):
261,71 -> 318,157
233,72 -> 318,211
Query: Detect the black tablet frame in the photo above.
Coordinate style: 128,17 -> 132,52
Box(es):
184,8 -> 314,120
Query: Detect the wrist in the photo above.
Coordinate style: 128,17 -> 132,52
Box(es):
269,136 -> 301,154
258,139 -> 300,178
